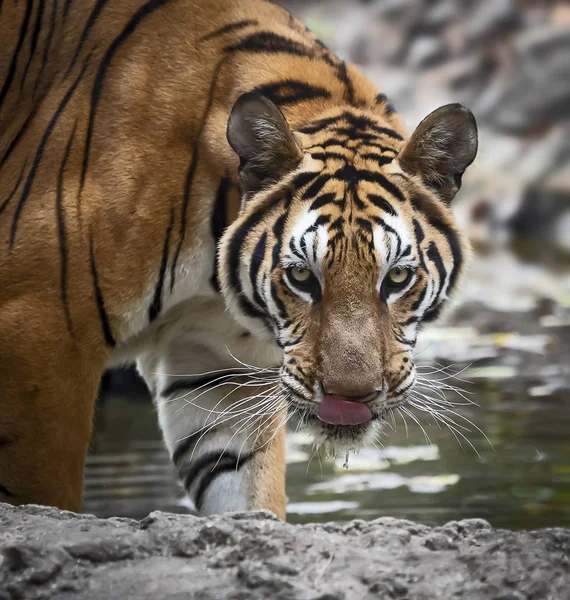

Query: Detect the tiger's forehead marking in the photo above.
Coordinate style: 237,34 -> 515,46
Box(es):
282,110 -> 428,292
285,165 -> 418,287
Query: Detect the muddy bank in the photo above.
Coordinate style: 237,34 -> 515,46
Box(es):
1,503 -> 568,599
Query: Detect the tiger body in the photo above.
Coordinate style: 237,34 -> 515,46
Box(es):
0,0 -> 476,516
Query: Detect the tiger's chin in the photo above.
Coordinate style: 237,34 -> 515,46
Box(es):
293,406 -> 387,452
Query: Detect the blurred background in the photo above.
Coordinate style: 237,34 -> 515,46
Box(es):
85,0 -> 570,529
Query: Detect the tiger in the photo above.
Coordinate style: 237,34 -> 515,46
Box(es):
0,0 -> 477,519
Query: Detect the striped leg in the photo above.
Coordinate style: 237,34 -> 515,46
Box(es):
136,298 -> 286,518
155,374 -> 287,518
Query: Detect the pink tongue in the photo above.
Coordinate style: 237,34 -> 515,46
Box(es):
318,394 -> 373,426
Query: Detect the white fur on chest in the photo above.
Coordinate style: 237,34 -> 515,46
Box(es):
134,295 -> 282,396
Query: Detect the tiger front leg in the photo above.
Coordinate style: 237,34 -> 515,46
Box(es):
0,303 -> 105,511
153,371 -> 287,519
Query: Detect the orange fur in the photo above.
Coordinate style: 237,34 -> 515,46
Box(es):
0,0 -> 474,513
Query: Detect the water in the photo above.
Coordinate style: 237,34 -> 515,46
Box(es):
84,244 -> 570,529
85,369 -> 570,530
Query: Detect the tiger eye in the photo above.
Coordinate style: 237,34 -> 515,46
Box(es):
387,267 -> 410,285
289,267 -> 311,283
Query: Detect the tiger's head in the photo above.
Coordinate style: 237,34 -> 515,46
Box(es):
219,92 -> 477,447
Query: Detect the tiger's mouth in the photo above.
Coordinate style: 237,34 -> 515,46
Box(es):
286,389 -> 391,445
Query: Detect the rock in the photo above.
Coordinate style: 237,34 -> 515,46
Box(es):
1,503 -> 569,600
407,35 -> 449,69
370,0 -> 418,21
509,159 -> 570,255
466,0 -> 519,46
480,27 -> 570,133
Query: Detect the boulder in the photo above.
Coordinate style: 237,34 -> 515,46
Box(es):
479,27 -> 570,133
509,158 -> 570,255
1,503 -> 569,600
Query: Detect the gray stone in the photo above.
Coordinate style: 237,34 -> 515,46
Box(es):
407,35 -> 449,69
467,0 -> 519,45
1,503 -> 569,599
481,27 -> 570,133
370,0 -> 418,21
509,158 -> 570,255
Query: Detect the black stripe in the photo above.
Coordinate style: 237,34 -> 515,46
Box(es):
250,231 -> 268,312
370,215 -> 400,257
367,194 -> 396,215
20,0 -> 45,93
411,282 -> 428,312
413,218 -> 426,267
427,216 -> 463,295
280,379 -> 306,397
210,175 -> 230,293
162,371 -> 246,400
334,129 -> 379,143
358,170 -> 406,202
404,316 -> 420,327
361,141 -> 398,154
62,0 -> 72,20
148,207 -> 174,322
194,451 -> 254,512
283,365 -> 312,392
427,241 -> 446,296
227,206 -> 268,321
252,79 -> 331,106
375,93 -> 396,115
65,0 -> 109,79
352,186 -> 366,210
0,107 -> 37,169
355,217 -> 373,233
302,174 -> 331,199
271,213 -> 286,269
361,153 -> 393,166
0,161 -> 27,216
329,215 -> 343,231
225,31 -> 313,58
394,333 -> 415,346
338,111 -> 403,140
172,429 -> 217,467
200,19 -> 258,43
33,0 -> 57,98
306,139 -> 349,151
423,303 -> 444,324
410,196 -> 424,213
81,0 -> 175,194
183,451 -> 231,493
56,121 -> 76,333
391,378 -> 415,398
335,60 -> 356,106
89,232 -> 116,348
291,171 -> 319,191
310,192 -> 338,211
0,0 -> 33,111
170,57 -> 226,291
270,279 -> 289,319
310,151 -> 347,162
298,114 -> 342,135
10,53 -> 90,247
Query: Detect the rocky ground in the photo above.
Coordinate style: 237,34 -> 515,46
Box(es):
1,503 -> 569,600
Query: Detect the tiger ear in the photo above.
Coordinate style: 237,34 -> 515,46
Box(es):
227,92 -> 302,199
398,104 -> 478,204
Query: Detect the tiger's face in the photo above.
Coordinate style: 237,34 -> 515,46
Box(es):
220,93 -> 477,447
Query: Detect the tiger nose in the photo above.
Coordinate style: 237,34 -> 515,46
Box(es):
322,389 -> 378,403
